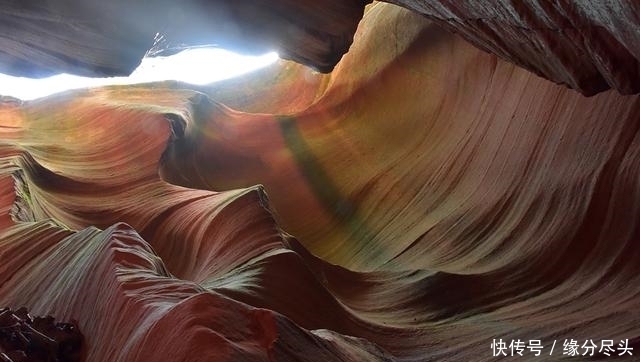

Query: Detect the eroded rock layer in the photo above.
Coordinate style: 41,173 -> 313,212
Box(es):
3,1 -> 640,96
0,2 -> 639,362
386,0 -> 640,95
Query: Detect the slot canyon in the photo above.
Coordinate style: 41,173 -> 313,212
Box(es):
0,1 -> 639,361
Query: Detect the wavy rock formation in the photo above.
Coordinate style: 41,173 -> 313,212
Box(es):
0,90 -> 393,361
0,2 -> 639,362
387,0 -> 640,95
2,1 -> 640,96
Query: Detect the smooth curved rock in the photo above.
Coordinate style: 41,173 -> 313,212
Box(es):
3,1 -> 640,96
385,0 -> 640,95
0,2 -> 639,362
0,92 -> 393,361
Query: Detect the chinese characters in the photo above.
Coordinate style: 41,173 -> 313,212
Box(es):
491,339 -> 633,357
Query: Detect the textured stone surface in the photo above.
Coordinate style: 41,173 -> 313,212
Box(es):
386,0 -> 640,95
3,1 -> 640,96
0,2 -> 639,362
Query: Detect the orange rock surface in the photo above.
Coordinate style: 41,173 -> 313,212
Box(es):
0,3 -> 639,362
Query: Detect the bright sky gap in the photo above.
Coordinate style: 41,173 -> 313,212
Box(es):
0,48 -> 279,100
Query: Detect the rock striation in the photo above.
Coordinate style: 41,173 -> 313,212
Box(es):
2,1 -> 640,95
0,2 -> 639,362
387,0 -> 640,95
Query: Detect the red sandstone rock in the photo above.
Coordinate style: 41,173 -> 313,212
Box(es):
0,3 -> 638,362
385,0 -> 640,95
3,1 -> 640,96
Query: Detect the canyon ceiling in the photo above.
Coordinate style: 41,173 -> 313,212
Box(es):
0,1 -> 639,361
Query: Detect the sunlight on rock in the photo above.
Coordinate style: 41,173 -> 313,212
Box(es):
1,1 -> 640,361
0,49 -> 278,100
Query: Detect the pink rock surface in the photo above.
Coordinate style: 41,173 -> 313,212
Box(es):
0,3 -> 639,362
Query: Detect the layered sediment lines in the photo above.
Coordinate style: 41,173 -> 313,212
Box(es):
3,1 -> 640,96
0,2 -> 639,362
387,0 -> 640,95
